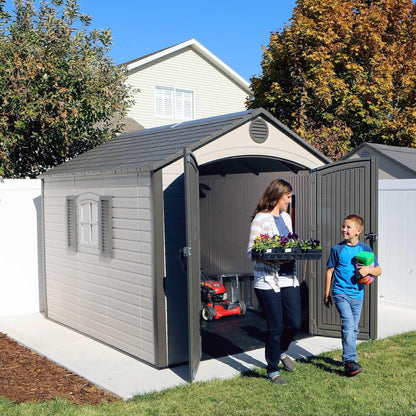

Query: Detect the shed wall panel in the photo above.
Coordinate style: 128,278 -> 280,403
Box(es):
43,172 -> 157,364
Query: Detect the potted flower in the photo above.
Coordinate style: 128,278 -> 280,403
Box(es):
300,238 -> 322,253
251,234 -> 322,260
279,233 -> 301,253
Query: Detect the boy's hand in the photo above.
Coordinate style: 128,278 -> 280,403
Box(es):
324,295 -> 332,308
356,265 -> 372,277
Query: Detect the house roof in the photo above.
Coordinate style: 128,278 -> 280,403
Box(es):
122,39 -> 251,94
40,108 -> 331,178
343,142 -> 416,175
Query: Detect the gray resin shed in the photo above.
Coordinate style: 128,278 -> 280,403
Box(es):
41,108 -> 379,380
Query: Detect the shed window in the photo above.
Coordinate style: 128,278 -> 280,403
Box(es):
79,200 -> 99,246
66,194 -> 112,257
155,86 -> 193,119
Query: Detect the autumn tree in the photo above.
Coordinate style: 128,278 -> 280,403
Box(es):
248,0 -> 416,160
0,0 -> 133,178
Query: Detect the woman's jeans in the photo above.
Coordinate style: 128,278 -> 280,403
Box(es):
333,293 -> 363,363
255,286 -> 301,377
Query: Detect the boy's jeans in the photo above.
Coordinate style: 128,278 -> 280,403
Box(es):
333,293 -> 363,363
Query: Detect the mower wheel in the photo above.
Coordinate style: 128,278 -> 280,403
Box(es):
201,305 -> 216,321
239,302 -> 247,315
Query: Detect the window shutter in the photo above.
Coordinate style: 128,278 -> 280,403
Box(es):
155,86 -> 174,117
99,196 -> 112,257
183,90 -> 193,119
176,89 -> 193,119
66,196 -> 77,251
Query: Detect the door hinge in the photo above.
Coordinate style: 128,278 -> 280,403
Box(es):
183,246 -> 192,257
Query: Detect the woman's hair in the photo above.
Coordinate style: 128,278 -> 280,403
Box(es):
251,179 -> 293,220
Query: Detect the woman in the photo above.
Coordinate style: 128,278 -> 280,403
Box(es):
247,179 -> 301,385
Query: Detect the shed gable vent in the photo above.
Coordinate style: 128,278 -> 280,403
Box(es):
249,118 -> 269,143
360,149 -> 373,158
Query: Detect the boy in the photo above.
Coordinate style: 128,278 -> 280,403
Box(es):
324,214 -> 382,377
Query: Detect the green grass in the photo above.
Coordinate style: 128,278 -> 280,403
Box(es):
1,331 -> 415,416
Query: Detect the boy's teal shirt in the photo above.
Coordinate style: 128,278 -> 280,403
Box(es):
327,241 -> 379,299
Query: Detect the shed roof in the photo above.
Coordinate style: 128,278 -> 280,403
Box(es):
343,143 -> 416,175
40,108 -> 330,178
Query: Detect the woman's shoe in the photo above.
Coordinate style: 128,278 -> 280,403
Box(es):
270,375 -> 287,384
280,355 -> 295,372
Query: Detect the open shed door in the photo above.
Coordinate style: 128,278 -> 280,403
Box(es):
309,158 -> 378,339
183,148 -> 201,381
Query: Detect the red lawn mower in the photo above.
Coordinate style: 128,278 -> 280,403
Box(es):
200,274 -> 246,321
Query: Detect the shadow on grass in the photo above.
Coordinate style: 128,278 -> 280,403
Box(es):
299,355 -> 345,376
240,369 -> 266,380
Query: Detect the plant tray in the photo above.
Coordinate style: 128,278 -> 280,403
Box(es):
251,249 -> 322,261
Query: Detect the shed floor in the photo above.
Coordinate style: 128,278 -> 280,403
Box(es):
201,309 -> 266,360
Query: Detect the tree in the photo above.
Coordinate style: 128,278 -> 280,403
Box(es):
0,0 -> 133,178
248,0 -> 416,160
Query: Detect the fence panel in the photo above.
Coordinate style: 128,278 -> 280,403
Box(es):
0,179 -> 43,316
378,179 -> 416,308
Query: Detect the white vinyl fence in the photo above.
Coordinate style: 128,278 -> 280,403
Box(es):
0,179 -> 44,316
378,179 -> 416,308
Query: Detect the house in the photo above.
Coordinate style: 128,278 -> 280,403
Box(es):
342,142 -> 416,179
40,108 -> 379,381
123,39 -> 251,129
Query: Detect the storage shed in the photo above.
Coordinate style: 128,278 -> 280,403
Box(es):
343,143 -> 416,179
41,108 -> 379,380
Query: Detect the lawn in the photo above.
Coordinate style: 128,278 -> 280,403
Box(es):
1,331 -> 415,416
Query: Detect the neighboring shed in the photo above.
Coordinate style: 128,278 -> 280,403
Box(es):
40,108 -> 379,380
343,143 -> 416,179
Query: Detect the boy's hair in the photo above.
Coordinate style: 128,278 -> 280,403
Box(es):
344,214 -> 363,229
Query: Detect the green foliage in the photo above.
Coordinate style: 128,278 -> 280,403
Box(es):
248,0 -> 416,160
0,0 -> 133,178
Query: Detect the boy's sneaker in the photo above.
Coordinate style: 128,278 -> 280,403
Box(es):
345,361 -> 362,377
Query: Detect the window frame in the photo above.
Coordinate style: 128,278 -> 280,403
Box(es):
65,194 -> 112,258
154,85 -> 194,120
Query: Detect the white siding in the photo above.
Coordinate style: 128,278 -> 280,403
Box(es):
43,173 -> 156,364
127,48 -> 249,129
378,179 -> 416,308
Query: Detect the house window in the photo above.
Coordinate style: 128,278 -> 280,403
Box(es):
155,86 -> 193,120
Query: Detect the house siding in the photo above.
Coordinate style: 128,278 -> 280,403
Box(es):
126,47 -> 249,129
43,173 -> 156,364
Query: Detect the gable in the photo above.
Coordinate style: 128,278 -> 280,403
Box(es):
344,143 -> 416,179
125,41 -> 251,129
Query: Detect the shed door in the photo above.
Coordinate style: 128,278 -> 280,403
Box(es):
309,158 -> 378,339
183,148 -> 201,381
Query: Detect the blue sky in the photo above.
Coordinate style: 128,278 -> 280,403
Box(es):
5,0 -> 298,81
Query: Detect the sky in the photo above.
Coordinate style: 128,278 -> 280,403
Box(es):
5,0 -> 298,81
